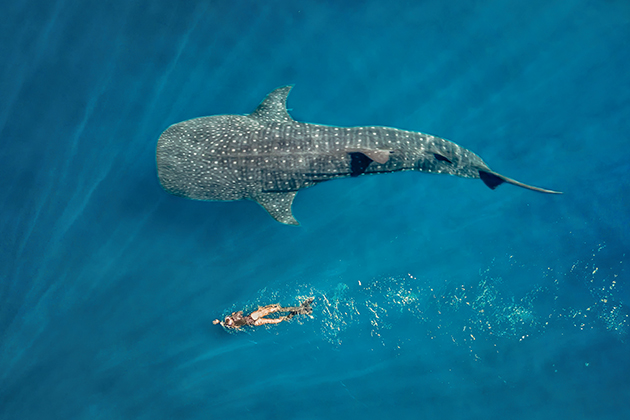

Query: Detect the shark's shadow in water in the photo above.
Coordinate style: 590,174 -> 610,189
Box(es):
156,86 -> 561,225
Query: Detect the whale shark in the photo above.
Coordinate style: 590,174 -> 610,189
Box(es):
156,86 -> 561,225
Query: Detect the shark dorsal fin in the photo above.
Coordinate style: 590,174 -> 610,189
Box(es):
253,191 -> 299,225
250,85 -> 295,124
348,149 -> 393,177
349,152 -> 373,177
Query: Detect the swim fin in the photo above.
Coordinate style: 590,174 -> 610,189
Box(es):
288,297 -> 314,318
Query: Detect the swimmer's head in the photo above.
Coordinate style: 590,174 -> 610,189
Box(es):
224,316 -> 235,327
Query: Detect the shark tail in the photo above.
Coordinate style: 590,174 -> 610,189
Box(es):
479,170 -> 562,194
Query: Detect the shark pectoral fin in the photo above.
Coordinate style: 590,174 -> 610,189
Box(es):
479,170 -> 563,194
253,191 -> 300,225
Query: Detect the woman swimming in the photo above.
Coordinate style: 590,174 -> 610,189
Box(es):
213,297 -> 314,329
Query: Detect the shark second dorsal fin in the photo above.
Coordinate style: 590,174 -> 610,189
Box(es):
253,191 -> 299,225
249,85 -> 295,124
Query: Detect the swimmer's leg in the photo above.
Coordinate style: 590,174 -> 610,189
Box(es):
252,298 -> 315,321
250,304 -> 283,320
253,316 -> 289,326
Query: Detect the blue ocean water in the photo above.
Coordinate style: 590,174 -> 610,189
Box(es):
1,0 -> 629,418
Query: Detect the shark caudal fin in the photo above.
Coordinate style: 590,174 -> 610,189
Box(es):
479,170 -> 562,194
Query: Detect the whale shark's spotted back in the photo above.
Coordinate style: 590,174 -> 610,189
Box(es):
157,115 -> 262,201
156,86 -> 561,225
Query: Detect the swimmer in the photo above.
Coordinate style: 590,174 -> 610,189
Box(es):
213,297 -> 314,330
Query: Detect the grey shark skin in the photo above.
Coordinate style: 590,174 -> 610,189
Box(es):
156,86 -> 561,225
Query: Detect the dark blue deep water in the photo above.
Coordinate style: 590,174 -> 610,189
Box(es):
2,1 -> 629,419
